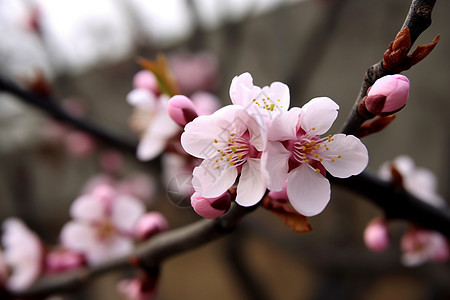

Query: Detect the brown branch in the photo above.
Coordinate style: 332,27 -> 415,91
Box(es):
341,0 -> 437,135
0,75 -> 139,155
7,203 -> 258,299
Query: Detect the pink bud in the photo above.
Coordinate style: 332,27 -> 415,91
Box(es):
99,150 -> 124,174
190,192 -> 231,219
133,70 -> 159,94
134,212 -> 169,240
168,95 -> 199,126
365,74 -> 410,116
117,275 -> 157,300
45,249 -> 85,273
64,131 -> 97,158
363,218 -> 390,252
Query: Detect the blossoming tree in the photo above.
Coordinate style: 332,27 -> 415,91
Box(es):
0,0 -> 448,299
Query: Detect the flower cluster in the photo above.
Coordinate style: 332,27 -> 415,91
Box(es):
364,155 -> 450,266
180,72 -> 369,217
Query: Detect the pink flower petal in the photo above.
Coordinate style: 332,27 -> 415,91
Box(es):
264,81 -> 290,111
112,195 -> 145,233
70,195 -> 106,222
261,141 -> 290,191
267,107 -> 300,141
60,222 -> 97,253
235,158 -> 266,207
287,164 -> 331,216
319,134 -> 368,178
137,132 -> 166,161
181,106 -> 249,159
192,162 -> 237,198
87,236 -> 134,265
300,97 -> 339,135
229,72 -> 254,106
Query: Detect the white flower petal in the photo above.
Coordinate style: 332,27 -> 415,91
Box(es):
192,162 -> 237,198
112,195 -> 145,233
261,142 -> 290,191
266,81 -> 290,111
60,222 -> 97,253
235,159 -> 266,206
287,164 -> 331,216
267,107 -> 300,141
300,97 -> 339,135
87,236 -> 133,265
137,133 -> 166,161
70,195 -> 106,222
126,88 -> 156,108
229,72 -> 254,106
181,106 -> 242,159
2,219 -> 42,291
319,134 -> 368,178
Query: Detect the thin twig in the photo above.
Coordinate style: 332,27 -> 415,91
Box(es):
341,0 -> 437,135
7,203 -> 258,299
330,170 -> 450,238
0,75 -> 139,155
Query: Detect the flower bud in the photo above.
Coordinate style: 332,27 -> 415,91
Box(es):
365,75 -> 409,116
117,275 -> 157,300
363,218 -> 390,252
133,212 -> 169,240
133,70 -> 159,94
168,95 -> 199,126
45,249 -> 85,273
190,192 -> 231,219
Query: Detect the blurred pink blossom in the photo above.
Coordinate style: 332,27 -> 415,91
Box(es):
378,155 -> 445,207
2,218 -> 43,291
60,185 -> 145,265
190,91 -> 221,116
363,218 -> 390,252
169,52 -> 219,95
132,70 -> 159,94
133,212 -> 169,240
64,131 -> 97,158
45,248 -> 85,273
99,149 -> 125,174
127,88 -> 179,161
117,275 -> 157,300
401,228 -> 450,266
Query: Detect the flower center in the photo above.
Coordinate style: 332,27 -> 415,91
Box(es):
292,134 -> 341,172
213,132 -> 250,169
96,219 -> 116,240
252,91 -> 283,111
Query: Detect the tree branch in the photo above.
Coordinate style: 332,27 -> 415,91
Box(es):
341,0 -> 437,135
7,203 -> 258,299
0,75 -> 139,155
330,170 -> 450,238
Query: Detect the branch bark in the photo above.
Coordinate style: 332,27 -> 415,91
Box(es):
341,0 -> 437,135
8,203 -> 257,299
0,75 -> 139,155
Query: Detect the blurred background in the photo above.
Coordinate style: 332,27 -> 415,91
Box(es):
0,0 -> 449,299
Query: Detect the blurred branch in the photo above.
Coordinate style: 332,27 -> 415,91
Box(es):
341,0 -> 437,135
330,170 -> 450,238
0,75 -> 139,155
7,168 -> 450,299
286,0 -> 347,102
8,203 -> 258,299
